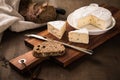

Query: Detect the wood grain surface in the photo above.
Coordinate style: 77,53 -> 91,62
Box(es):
9,51 -> 46,72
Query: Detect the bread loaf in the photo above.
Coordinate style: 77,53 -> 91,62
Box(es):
19,1 -> 57,23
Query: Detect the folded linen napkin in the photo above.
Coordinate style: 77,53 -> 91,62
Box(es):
0,0 -> 46,43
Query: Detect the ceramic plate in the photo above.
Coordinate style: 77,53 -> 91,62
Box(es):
67,13 -> 116,35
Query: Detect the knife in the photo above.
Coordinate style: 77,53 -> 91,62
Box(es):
25,34 -> 93,55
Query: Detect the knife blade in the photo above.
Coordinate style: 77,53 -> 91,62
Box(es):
25,34 -> 93,55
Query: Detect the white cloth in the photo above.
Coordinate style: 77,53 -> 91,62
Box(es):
0,0 -> 46,43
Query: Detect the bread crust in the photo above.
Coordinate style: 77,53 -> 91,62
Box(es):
19,1 -> 57,23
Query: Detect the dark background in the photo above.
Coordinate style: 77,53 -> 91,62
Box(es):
0,0 -> 120,80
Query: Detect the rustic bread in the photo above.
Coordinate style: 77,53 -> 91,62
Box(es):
19,1 -> 57,23
33,41 -> 65,57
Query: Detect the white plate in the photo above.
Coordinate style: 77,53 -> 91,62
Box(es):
67,13 -> 116,35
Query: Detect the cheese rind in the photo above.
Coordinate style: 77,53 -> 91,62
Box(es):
71,3 -> 112,30
47,21 -> 66,39
91,7 -> 112,30
68,28 -> 89,44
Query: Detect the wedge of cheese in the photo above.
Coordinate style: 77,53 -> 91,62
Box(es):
47,21 -> 66,39
68,28 -> 89,44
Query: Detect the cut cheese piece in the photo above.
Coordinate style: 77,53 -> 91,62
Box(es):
47,21 -> 66,39
71,3 -> 112,30
68,28 -> 89,44
77,15 -> 91,28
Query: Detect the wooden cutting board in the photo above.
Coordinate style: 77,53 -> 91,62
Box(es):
9,4 -> 120,71
25,4 -> 120,67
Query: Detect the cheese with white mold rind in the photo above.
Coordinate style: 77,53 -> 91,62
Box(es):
47,21 -> 66,39
68,28 -> 89,44
91,7 -> 112,30
71,4 -> 112,30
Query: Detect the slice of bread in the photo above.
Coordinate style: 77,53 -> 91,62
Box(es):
33,41 -> 65,57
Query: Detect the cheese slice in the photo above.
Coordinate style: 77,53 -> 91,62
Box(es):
47,21 -> 66,39
68,28 -> 89,44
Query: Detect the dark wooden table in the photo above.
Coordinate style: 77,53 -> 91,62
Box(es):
0,1 -> 120,80
0,25 -> 120,80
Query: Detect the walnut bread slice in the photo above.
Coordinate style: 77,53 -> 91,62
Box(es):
33,41 -> 65,57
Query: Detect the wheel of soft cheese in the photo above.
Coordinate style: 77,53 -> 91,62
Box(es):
71,3 -> 112,30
